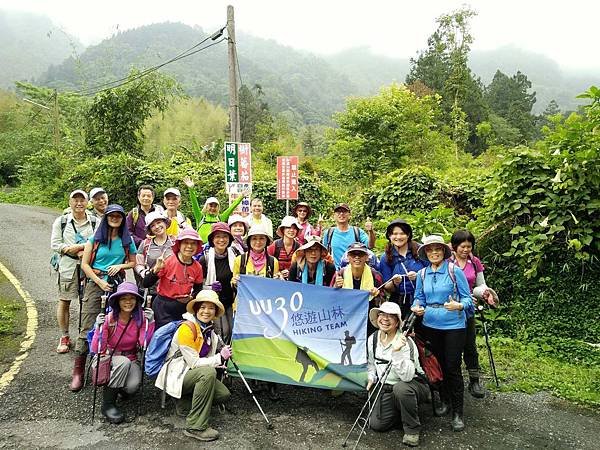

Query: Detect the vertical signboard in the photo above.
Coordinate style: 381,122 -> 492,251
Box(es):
225,142 -> 252,214
277,156 -> 299,200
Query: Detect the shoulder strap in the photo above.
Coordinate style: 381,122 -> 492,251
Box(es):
132,207 -> 139,227
60,215 -> 68,236
353,226 -> 360,242
239,253 -> 247,275
89,215 -> 98,231
183,320 -> 198,341
274,240 -> 284,259
448,262 -> 458,298
325,227 -> 334,253
266,255 -> 275,278
90,241 -> 101,266
372,330 -> 378,359
419,267 -> 426,284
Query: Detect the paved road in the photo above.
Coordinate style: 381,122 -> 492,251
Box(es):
0,204 -> 598,449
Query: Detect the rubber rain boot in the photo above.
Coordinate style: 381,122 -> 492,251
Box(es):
69,355 -> 86,392
101,387 -> 124,424
468,377 -> 485,398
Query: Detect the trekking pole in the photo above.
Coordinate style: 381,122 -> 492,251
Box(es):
478,305 -> 499,387
342,314 -> 417,448
215,334 -> 274,430
91,293 -> 108,424
137,290 -> 151,418
77,264 -> 84,334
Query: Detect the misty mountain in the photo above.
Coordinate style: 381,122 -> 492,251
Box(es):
0,10 -> 83,89
3,14 -> 597,121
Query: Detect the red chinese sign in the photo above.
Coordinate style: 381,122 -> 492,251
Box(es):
277,156 -> 299,200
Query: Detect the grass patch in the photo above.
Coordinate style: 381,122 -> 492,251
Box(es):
0,271 -> 27,373
479,336 -> 600,410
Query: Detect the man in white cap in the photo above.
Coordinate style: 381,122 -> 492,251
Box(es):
162,187 -> 191,237
50,189 -> 98,353
89,187 -> 108,219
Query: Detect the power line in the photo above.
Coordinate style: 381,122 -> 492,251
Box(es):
74,26 -> 226,96
81,37 -> 227,97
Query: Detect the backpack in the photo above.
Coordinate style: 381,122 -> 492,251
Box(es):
371,331 -> 443,386
51,214 -> 98,271
273,239 -> 299,260
239,252 -> 275,278
144,320 -> 197,378
132,204 -> 164,228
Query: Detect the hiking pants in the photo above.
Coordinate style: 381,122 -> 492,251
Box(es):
74,281 -> 104,355
153,294 -> 187,330
463,316 -> 480,377
369,379 -> 429,433
422,326 -> 466,414
180,366 -> 230,431
91,356 -> 141,393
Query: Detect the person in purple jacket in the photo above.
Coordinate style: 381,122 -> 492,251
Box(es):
126,185 -> 164,247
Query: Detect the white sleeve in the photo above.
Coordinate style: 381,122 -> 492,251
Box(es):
390,341 -> 415,382
475,271 -> 487,288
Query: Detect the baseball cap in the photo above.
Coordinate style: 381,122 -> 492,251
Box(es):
89,187 -> 106,199
69,189 -> 88,200
164,187 -> 181,197
346,242 -> 369,255
334,203 -> 351,212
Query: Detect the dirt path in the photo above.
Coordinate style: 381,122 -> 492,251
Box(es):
0,203 -> 598,449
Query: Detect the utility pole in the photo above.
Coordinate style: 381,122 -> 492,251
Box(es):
227,5 -> 241,142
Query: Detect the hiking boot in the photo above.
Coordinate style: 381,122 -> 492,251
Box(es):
102,387 -> 124,424
56,336 -> 70,354
402,433 -> 420,447
451,412 -> 465,432
184,427 -> 220,442
434,401 -> 449,416
468,378 -> 485,399
69,355 -> 86,392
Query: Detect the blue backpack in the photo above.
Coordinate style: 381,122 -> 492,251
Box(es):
144,319 -> 197,378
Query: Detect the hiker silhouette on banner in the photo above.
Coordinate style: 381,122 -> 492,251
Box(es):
296,346 -> 319,382
340,330 -> 356,365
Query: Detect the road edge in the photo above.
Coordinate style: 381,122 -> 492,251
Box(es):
0,261 -> 38,396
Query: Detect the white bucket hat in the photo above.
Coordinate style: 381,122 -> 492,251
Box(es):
369,301 -> 403,330
417,234 -> 452,261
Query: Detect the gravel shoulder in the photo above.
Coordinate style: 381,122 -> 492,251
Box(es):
0,203 -> 598,449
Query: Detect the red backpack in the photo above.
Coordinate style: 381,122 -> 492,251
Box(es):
413,335 -> 444,386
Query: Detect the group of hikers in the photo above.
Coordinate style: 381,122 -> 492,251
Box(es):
50,183 -> 498,445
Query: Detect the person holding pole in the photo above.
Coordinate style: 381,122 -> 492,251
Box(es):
70,204 -> 136,392
367,302 -> 429,447
50,189 -> 97,354
91,282 -> 155,424
156,290 -> 231,442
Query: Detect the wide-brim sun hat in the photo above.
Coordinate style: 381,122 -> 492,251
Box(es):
292,202 -> 312,219
369,301 -> 403,330
246,223 -> 273,247
228,214 -> 249,234
386,218 -> 413,241
208,222 -> 233,246
172,228 -> 203,254
145,210 -> 171,232
417,234 -> 452,261
108,281 -> 143,308
295,235 -> 328,260
186,290 -> 225,318
276,215 -> 301,238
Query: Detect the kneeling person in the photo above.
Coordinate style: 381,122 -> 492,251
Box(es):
367,302 -> 429,447
156,290 -> 232,442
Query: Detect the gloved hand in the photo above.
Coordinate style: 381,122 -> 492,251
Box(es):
211,281 -> 222,293
220,345 -> 233,361
95,312 -> 106,327
144,307 -> 154,322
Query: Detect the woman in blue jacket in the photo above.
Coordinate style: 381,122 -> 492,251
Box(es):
378,218 -> 426,320
411,235 -> 473,433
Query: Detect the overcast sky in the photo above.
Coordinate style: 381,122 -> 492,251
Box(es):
2,0 -> 599,71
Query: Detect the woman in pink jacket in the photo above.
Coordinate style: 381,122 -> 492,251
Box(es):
91,281 -> 155,424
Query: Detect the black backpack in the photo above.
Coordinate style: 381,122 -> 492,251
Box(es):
325,226 -> 360,254
239,252 -> 275,278
273,239 -> 299,259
